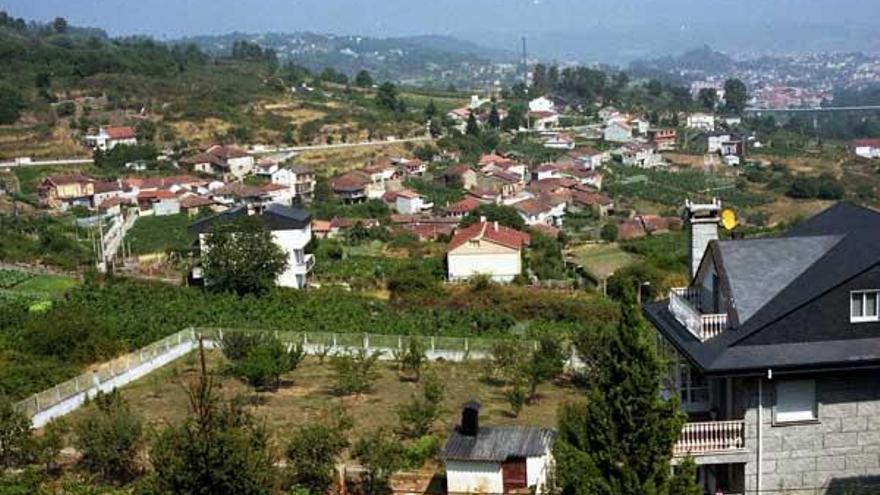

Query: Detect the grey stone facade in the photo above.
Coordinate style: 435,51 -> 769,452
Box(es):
735,371 -> 880,494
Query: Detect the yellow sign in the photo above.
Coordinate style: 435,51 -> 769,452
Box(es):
721,209 -> 738,231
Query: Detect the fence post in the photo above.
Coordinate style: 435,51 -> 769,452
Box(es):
431,336 -> 435,352
333,333 -> 337,348
74,376 -> 80,393
363,334 -> 369,350
398,336 -> 402,351
464,338 -> 469,353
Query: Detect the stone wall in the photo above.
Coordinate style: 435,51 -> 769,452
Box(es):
740,371 -> 880,494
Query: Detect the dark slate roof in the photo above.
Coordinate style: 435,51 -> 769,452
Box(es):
443,426 -> 556,462
644,202 -> 880,376
717,235 -> 842,324
189,204 -> 311,234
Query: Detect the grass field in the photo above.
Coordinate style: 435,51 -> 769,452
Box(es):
79,350 -> 581,452
13,164 -> 99,195
125,214 -> 198,255
566,243 -> 639,280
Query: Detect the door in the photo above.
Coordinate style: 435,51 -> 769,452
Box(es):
502,457 -> 528,493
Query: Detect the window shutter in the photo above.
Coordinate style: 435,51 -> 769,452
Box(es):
776,380 -> 816,423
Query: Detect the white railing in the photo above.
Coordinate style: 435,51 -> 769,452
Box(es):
674,420 -> 746,456
668,288 -> 728,341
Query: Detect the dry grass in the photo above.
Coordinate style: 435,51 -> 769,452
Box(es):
86,351 -> 580,449
170,118 -> 233,144
566,243 -> 639,280
297,143 -> 411,176
758,196 -> 834,226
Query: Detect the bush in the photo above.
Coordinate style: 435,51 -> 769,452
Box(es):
0,395 -> 32,469
333,349 -> 382,395
396,371 -> 445,438
73,391 -> 143,482
223,333 -> 304,389
286,407 -> 352,493
402,435 -> 441,470
353,429 -> 406,495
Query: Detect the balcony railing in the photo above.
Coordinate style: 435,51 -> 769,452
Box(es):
305,254 -> 315,272
669,288 -> 728,341
674,420 -> 746,456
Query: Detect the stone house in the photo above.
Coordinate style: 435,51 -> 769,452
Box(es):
644,201 -> 880,494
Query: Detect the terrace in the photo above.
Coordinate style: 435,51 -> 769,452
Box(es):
668,287 -> 729,341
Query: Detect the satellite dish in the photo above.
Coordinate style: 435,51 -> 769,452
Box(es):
721,209 -> 738,231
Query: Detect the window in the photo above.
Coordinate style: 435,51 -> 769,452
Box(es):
851,291 -> 879,322
775,380 -> 817,424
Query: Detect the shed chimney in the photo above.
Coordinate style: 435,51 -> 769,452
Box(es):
685,198 -> 721,281
459,401 -> 481,437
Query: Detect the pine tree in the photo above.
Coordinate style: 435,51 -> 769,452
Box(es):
553,294 -> 684,495
465,110 -> 480,136
488,104 -> 501,128
424,100 -> 437,120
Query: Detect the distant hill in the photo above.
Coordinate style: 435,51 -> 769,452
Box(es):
628,45 -> 736,76
178,32 -> 517,86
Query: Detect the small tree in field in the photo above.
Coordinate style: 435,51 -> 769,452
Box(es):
354,429 -> 405,495
73,391 -> 143,482
396,370 -> 445,438
202,216 -> 288,296
287,405 -> 352,493
523,335 -> 567,402
0,395 -> 32,469
333,349 -> 382,395
234,339 -> 305,390
505,382 -> 527,418
399,338 -> 427,381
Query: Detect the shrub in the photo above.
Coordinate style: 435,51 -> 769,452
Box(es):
73,391 -> 143,482
0,394 -> 32,469
333,349 -> 382,395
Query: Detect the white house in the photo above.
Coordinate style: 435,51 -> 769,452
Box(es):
686,113 -> 716,131
852,139 -> 880,159
513,198 -> 565,227
617,143 -> 665,168
542,134 -> 575,150
603,119 -> 633,143
568,147 -> 608,170
85,126 -> 138,151
182,145 -> 255,180
447,221 -> 530,283
190,204 -> 314,289
528,111 -> 559,131
392,190 -> 432,215
528,96 -> 556,114
443,403 -> 556,495
707,132 -> 733,154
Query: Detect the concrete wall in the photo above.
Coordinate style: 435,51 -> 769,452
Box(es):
740,372 -> 880,494
448,243 -> 522,283
446,460 -> 503,494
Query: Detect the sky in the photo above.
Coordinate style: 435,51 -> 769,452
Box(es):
3,1 -> 879,61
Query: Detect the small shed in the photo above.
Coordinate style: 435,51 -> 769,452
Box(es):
442,403 -> 556,494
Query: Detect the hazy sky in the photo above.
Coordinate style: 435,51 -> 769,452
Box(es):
3,0 -> 877,39
3,1 -> 879,62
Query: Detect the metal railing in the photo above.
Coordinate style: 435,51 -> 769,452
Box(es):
669,288 -> 729,341
674,420 -> 746,456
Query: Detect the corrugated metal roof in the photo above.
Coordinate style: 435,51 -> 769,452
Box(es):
442,426 -> 555,462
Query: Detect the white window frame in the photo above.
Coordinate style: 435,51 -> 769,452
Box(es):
774,379 -> 818,425
850,290 -> 880,323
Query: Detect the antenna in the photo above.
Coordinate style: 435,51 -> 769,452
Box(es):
521,36 -> 528,86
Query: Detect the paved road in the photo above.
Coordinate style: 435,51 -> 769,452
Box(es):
744,105 -> 880,113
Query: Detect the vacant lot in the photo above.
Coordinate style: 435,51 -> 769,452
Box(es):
125,214 -> 198,255
86,350 -> 581,449
566,243 -> 639,281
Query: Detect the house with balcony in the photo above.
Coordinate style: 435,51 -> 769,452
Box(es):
189,203 -> 314,289
644,200 -> 880,494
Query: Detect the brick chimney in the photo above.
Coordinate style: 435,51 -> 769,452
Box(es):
685,198 -> 721,281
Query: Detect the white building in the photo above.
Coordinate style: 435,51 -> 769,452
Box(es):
542,134 -> 575,150
446,221 -> 530,283
85,126 -> 138,151
443,403 -> 556,495
528,96 -> 556,113
190,204 -> 314,289
617,143 -> 665,168
393,190 -> 433,215
686,113 -> 716,131
852,139 -> 880,159
603,119 -> 633,143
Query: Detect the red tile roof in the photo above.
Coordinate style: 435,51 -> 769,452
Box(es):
572,190 -> 613,207
530,223 -> 560,239
446,196 -> 482,215
514,198 -> 552,216
330,172 -> 369,192
852,138 -> 880,148
179,195 -> 215,209
448,221 -> 530,252
104,126 -> 136,140
125,175 -> 204,190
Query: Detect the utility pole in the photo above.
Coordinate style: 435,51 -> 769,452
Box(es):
521,36 -> 528,87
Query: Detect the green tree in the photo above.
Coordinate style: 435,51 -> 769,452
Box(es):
600,221 -> 618,242
73,391 -> 143,482
488,104 -> 501,128
135,119 -> 157,142
333,349 -> 382,395
33,419 -> 67,474
355,70 -> 374,88
396,370 -> 445,438
0,83 -> 23,125
524,334 -> 566,402
724,78 -> 748,114
149,347 -> 277,494
464,204 -> 526,230
230,337 -> 305,389
552,299 -> 684,495
667,457 -> 702,495
353,429 -> 406,495
0,395 -> 32,469
202,216 -> 289,296
697,88 -> 717,111
52,17 -> 68,34
505,382 -> 527,417
466,110 -> 480,136
424,100 -> 437,120
286,406 -> 352,493
376,82 -> 399,111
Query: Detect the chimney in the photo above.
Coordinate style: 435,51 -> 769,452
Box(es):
685,198 -> 721,281
493,221 -> 499,231
459,401 -> 480,436
480,215 -> 487,224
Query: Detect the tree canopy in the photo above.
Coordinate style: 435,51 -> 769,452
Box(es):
201,216 -> 289,296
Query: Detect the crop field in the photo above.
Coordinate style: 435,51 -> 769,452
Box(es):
566,243 -> 639,281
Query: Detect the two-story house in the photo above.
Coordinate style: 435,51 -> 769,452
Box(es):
644,201 -> 880,495
447,220 -> 530,283
189,203 -> 314,289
